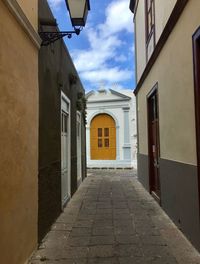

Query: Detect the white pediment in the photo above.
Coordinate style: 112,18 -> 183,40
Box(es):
86,89 -> 131,103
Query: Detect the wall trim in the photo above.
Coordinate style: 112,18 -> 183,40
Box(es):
86,110 -> 120,161
3,0 -> 41,49
134,0 -> 188,95
87,98 -> 130,104
192,25 -> 200,224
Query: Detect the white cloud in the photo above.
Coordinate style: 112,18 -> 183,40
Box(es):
99,0 -> 134,37
71,0 -> 134,89
114,54 -> 127,63
72,32 -> 122,72
81,68 -> 132,83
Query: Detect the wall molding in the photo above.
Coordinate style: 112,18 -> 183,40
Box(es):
3,0 -> 41,49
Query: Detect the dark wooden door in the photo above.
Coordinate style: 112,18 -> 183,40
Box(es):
148,87 -> 161,202
193,27 -> 200,214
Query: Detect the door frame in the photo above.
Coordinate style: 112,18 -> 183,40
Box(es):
90,113 -> 116,160
76,111 -> 82,186
193,26 -> 200,211
147,83 -> 161,203
61,91 -> 71,208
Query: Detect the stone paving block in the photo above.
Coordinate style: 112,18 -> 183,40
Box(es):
41,231 -> 70,249
29,170 -> 200,264
113,208 -> 130,214
95,214 -> 113,220
114,226 -> 136,235
66,236 -> 90,247
113,214 -> 133,220
51,223 -> 72,232
113,219 -> 133,227
142,245 -> 173,259
70,227 -> 91,237
56,214 -> 77,224
98,198 -> 113,203
114,244 -> 143,257
97,202 -> 113,209
139,235 -> 167,246
90,235 -> 115,245
73,220 -> 94,228
33,247 -> 88,260
92,227 -> 114,236
46,259 -> 88,264
79,209 -> 96,215
136,226 -> 160,236
94,219 -> 113,227
77,214 -> 96,220
88,257 -> 119,264
119,256 -> 147,264
88,245 -> 115,258
115,235 -> 140,245
96,208 -> 113,214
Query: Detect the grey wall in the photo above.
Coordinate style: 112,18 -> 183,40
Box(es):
137,153 -> 149,191
38,0 -> 86,241
137,151 -> 200,251
159,158 -> 200,250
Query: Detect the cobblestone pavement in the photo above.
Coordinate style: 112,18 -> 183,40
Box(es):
30,169 -> 200,264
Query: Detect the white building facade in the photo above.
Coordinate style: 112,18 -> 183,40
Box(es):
86,88 -> 137,168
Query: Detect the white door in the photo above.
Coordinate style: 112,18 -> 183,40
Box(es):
77,111 -> 82,184
61,93 -> 70,207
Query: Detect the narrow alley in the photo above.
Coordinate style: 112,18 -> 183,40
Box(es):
30,170 -> 200,264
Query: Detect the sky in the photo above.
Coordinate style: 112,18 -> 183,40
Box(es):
47,0 -> 135,92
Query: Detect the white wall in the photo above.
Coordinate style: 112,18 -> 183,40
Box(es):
86,89 -> 137,168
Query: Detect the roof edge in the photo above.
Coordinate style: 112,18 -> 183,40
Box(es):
129,0 -> 136,13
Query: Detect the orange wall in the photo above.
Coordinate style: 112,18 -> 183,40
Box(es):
0,1 -> 39,263
17,0 -> 38,29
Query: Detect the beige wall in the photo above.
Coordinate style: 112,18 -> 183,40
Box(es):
137,0 -> 200,165
135,0 -> 146,81
155,0 -> 176,43
17,0 -> 38,29
0,1 -> 38,264
135,0 -> 177,81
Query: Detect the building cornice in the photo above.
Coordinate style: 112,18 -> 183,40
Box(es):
134,0 -> 188,95
129,0 -> 136,13
87,104 -> 130,110
87,98 -> 130,104
3,0 -> 41,49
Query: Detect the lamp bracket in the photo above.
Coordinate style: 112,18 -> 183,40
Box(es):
39,28 -> 81,46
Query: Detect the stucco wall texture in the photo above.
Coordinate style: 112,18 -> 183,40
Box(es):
17,0 -> 38,29
38,0 -> 86,242
137,0 -> 200,165
0,1 -> 38,264
135,0 -> 176,81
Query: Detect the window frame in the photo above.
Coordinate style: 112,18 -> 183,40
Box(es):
145,0 -> 156,56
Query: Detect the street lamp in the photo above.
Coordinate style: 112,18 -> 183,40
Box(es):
66,0 -> 90,27
39,0 -> 90,46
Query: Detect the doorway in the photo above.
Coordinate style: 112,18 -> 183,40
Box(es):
77,111 -> 82,185
147,85 -> 161,203
90,114 -> 116,160
193,26 -> 200,210
61,92 -> 71,207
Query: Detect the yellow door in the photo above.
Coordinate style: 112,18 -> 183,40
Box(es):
90,114 -> 116,160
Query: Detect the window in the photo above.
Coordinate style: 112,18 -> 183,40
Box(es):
145,0 -> 155,43
98,128 -> 102,137
105,139 -> 109,147
104,128 -> 109,137
77,112 -> 81,137
62,111 -> 68,133
98,139 -> 103,148
77,122 -> 80,137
